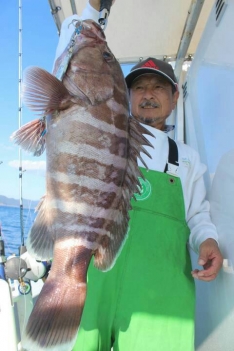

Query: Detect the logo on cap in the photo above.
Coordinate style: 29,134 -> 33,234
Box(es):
141,59 -> 159,70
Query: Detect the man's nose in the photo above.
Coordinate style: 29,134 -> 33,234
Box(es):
143,87 -> 154,98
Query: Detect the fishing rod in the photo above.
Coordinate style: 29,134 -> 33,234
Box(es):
99,0 -> 114,29
18,0 -> 25,250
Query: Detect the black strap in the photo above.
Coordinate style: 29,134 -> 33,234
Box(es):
164,137 -> 179,173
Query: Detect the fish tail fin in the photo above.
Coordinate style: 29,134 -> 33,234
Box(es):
22,278 -> 86,351
22,245 -> 92,351
10,117 -> 46,156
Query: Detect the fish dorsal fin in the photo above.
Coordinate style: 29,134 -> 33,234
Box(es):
94,117 -> 155,272
22,66 -> 73,114
122,117 -> 154,199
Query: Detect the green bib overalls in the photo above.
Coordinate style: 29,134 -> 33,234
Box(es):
73,138 -> 195,351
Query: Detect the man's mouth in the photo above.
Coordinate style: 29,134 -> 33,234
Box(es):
140,101 -> 159,109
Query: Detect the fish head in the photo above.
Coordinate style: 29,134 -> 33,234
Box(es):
71,19 -> 114,75
59,19 -> 129,106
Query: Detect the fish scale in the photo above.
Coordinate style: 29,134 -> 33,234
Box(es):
11,19 -> 154,351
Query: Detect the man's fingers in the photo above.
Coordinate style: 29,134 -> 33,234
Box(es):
198,258 -> 206,266
191,270 -> 217,282
191,256 -> 222,281
195,238 -> 223,281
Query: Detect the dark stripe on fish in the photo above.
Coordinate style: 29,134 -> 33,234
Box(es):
47,177 -> 119,209
47,156 -> 126,187
62,120 -> 128,157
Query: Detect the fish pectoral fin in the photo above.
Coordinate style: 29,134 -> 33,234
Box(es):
11,117 -> 46,156
27,196 -> 54,261
23,66 -> 73,114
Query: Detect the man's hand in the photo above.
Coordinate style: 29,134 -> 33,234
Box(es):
191,238 -> 223,281
89,0 -> 116,11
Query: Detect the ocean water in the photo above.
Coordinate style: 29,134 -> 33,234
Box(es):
0,206 -> 36,257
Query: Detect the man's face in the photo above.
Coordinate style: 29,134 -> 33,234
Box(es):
129,74 -> 179,130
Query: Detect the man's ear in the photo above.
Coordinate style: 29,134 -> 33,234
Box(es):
172,90 -> 180,110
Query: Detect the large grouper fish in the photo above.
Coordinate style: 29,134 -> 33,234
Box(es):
11,19 -> 153,351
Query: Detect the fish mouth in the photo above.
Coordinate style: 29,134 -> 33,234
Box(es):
70,19 -> 106,42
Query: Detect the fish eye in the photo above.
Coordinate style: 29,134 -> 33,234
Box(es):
103,51 -> 113,61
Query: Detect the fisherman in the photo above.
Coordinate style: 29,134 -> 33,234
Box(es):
54,1 -> 223,350
71,60 -> 223,351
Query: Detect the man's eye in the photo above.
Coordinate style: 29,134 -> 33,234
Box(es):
103,51 -> 113,61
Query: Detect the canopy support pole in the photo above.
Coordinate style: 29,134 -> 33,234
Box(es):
174,0 -> 205,80
171,0 -> 206,143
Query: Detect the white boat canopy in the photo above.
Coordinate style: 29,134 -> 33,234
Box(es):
48,0 -> 215,67
47,0 -> 219,141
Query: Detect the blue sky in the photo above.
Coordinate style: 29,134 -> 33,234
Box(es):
0,0 -> 58,201
0,1 -> 133,202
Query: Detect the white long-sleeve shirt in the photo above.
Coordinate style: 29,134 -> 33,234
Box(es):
139,125 -> 218,254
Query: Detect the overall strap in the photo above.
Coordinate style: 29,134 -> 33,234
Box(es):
164,137 -> 179,177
